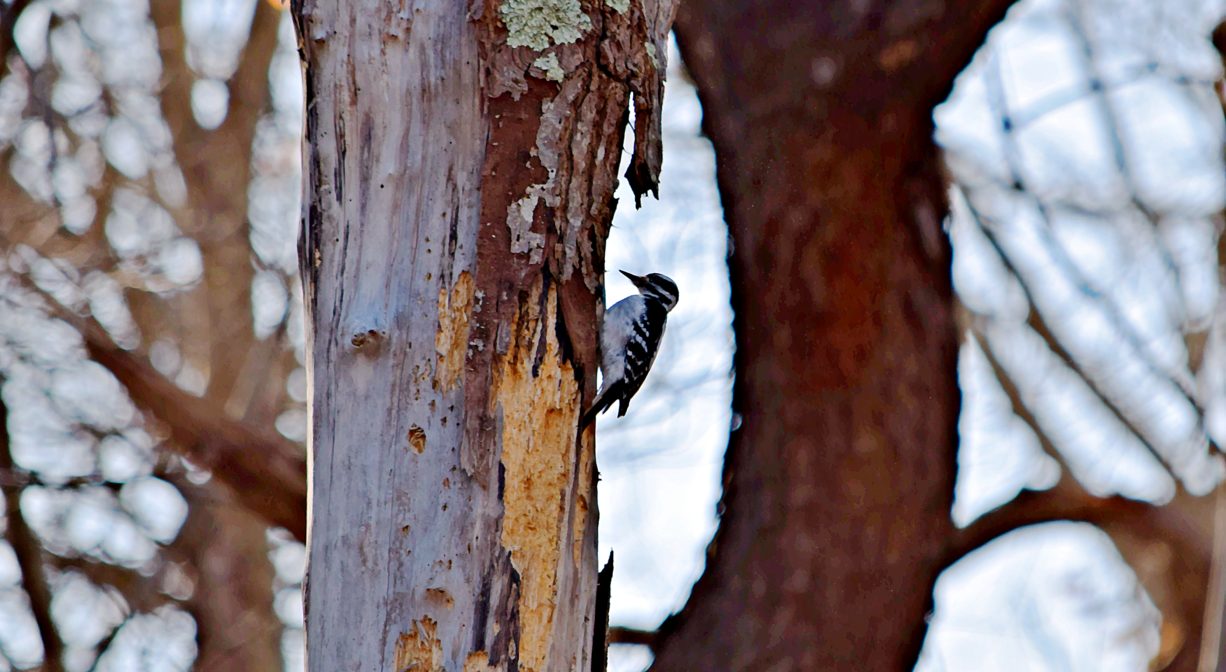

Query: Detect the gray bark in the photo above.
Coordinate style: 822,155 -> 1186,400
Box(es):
292,0 -> 676,669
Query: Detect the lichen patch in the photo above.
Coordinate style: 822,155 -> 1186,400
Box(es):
435,271 -> 475,392
493,285 -> 581,672
393,617 -> 442,672
506,190 -> 548,263
531,53 -> 566,82
504,85 -> 580,266
499,0 -> 592,51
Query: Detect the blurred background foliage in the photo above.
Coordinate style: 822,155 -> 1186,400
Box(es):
0,0 -> 304,669
1,0 -> 1226,671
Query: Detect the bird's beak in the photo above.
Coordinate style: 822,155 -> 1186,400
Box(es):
619,270 -> 646,286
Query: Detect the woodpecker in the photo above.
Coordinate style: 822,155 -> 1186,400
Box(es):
580,270 -> 679,427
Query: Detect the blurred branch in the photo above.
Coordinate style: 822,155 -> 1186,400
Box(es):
0,383 -> 65,672
608,626 -> 657,647
165,473 -> 283,671
956,318 -> 1216,667
148,0 -> 281,407
0,0 -> 31,81
82,314 -> 307,540
964,319 -> 1073,473
950,470 -> 1213,671
0,466 -> 116,490
981,55 -> 1205,419
49,555 -> 175,614
25,279 -> 307,541
961,190 -> 1172,471
948,473 -> 1147,564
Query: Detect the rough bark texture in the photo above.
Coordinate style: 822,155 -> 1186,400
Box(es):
292,0 -> 675,669
654,2 -> 1017,669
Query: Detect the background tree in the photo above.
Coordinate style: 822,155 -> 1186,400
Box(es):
643,1 -> 1226,670
644,2 -> 1014,668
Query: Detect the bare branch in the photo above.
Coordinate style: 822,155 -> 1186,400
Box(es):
48,555 -> 176,615
947,473 -> 1146,564
979,54 -> 1207,425
83,317 -> 307,540
947,473 -> 1214,670
608,626 -> 658,648
26,280 -> 307,541
148,0 -> 283,407
960,190 -> 1177,474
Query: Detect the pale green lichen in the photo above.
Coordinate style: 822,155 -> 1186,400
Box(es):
500,0 -> 592,50
605,0 -> 630,14
645,42 -> 659,69
506,189 -> 547,263
532,53 -> 566,82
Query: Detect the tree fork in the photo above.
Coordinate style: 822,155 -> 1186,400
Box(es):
291,0 -> 676,669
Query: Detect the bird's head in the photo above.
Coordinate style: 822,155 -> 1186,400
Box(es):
620,270 -> 679,311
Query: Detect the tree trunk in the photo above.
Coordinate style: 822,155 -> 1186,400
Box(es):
654,2 -> 1016,669
292,0 -> 675,669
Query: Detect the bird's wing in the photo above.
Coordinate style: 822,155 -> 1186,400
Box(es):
616,302 -> 668,411
599,295 -> 646,387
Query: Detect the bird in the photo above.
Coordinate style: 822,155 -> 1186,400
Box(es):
580,270 -> 679,427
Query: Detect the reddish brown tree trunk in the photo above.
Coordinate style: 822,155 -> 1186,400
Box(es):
653,2 -> 1017,669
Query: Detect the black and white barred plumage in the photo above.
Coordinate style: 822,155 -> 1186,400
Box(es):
580,271 -> 679,427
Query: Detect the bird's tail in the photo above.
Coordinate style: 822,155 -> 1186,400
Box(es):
580,382 -> 621,429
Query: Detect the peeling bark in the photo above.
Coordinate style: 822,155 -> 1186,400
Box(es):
292,0 -> 677,669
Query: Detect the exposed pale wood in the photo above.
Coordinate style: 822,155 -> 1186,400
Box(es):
293,0 -> 676,669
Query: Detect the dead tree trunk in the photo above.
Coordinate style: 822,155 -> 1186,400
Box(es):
652,1 -> 1016,669
292,0 -> 676,669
